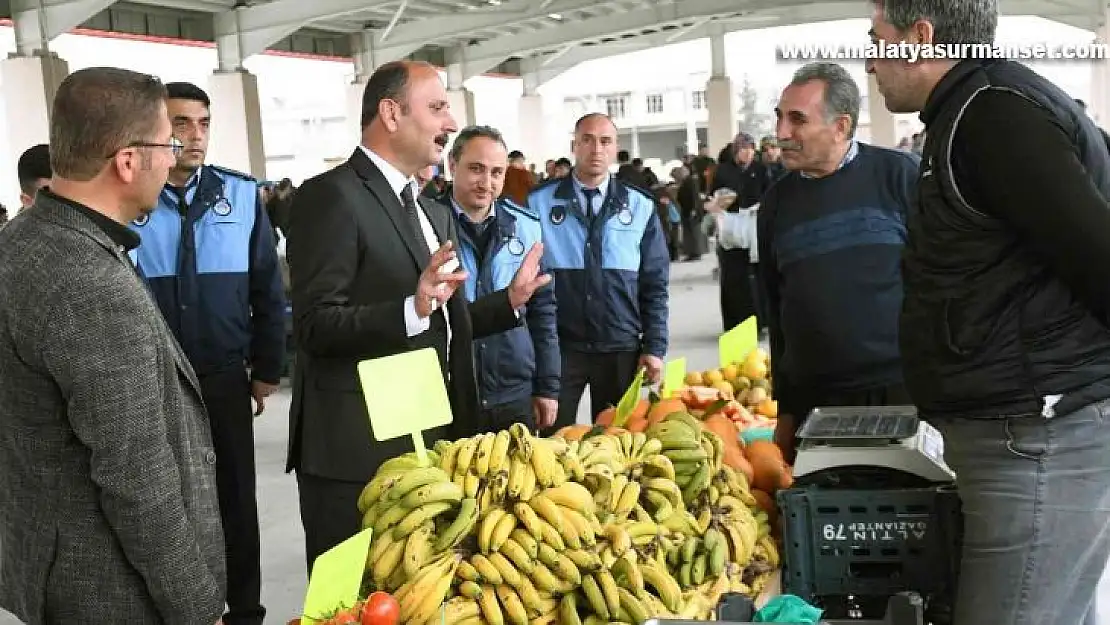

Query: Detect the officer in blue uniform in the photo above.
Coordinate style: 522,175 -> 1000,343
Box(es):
129,82 -> 284,625
529,113 -> 670,431
439,126 -> 560,431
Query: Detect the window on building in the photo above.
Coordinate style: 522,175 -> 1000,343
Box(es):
692,90 -> 707,110
603,94 -> 629,120
645,93 -> 664,114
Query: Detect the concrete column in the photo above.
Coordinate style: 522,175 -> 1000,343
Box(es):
705,76 -> 736,155
685,84 -> 699,156
346,30 -> 377,150
347,80 -> 368,151
629,125 -> 641,158
207,70 -> 267,179
447,89 -> 476,128
518,93 -> 548,164
2,52 -> 68,211
866,74 -> 898,148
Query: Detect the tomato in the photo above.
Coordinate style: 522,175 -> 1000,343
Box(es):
359,591 -> 400,625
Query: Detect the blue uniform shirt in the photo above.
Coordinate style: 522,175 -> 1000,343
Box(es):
448,196 -> 560,407
129,164 -> 287,382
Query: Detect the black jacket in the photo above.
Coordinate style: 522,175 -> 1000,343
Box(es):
286,149 -> 518,482
904,59 -> 1110,419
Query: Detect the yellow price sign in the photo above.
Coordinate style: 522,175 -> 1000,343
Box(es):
301,528 -> 373,623
613,367 -> 646,427
719,316 -> 759,367
357,347 -> 454,466
661,358 -> 687,398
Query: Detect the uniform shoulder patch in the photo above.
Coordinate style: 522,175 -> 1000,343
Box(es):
208,164 -> 256,182
499,199 -> 539,221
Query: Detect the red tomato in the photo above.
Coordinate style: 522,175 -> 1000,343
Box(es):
360,591 -> 400,625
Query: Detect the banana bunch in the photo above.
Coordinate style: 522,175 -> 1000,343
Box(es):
647,412 -> 723,508
356,419 -> 785,623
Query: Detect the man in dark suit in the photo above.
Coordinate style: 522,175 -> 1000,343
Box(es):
0,68 -> 226,624
286,60 -> 550,571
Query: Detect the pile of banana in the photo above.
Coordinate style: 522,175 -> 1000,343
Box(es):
356,418 -> 779,624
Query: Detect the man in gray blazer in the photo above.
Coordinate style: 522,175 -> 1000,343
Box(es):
0,68 -> 226,624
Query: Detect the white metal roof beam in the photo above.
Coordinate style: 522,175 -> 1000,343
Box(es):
370,0 -> 618,61
11,0 -> 117,52
460,0 -> 765,79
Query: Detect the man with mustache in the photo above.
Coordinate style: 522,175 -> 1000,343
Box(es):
286,61 -> 551,571
708,62 -> 919,463
127,81 -> 285,625
867,1 -> 1110,622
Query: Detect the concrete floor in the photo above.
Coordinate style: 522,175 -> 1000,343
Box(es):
5,255 -> 1108,624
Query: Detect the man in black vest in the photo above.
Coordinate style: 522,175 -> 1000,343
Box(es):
867,2 -> 1110,624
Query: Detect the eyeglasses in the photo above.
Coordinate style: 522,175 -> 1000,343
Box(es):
107,136 -> 184,159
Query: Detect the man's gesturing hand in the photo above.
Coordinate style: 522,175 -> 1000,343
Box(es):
415,242 -> 470,318
508,243 -> 553,310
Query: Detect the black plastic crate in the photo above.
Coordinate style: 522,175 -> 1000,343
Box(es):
777,485 -> 961,618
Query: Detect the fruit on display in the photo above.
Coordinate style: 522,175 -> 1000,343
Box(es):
356,421 -> 779,623
681,348 -> 777,431
291,591 -> 402,625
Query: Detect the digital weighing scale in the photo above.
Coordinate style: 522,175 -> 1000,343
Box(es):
792,406 -> 955,487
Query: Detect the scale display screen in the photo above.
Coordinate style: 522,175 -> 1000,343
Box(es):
798,406 -> 920,440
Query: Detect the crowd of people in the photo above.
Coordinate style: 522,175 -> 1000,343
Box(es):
3,0 -> 1110,624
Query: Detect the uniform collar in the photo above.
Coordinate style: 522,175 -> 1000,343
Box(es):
571,171 -> 610,199
451,195 -> 496,224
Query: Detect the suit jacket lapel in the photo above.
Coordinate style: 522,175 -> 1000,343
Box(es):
418,195 -> 453,250
347,148 -> 427,268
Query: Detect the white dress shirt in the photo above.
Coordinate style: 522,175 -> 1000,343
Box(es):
358,146 -> 452,343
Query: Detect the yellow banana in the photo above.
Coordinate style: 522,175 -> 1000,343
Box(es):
559,507 -> 595,547
506,455 -> 528,499
370,538 -> 405,587
358,471 -> 405,513
454,436 -> 480,477
496,584 -> 529,625
499,536 -> 535,574
606,475 -> 629,512
402,520 -> 434,578
614,480 -> 641,519
528,495 -> 565,534
488,551 -> 522,588
441,596 -> 480,625
488,429 -> 512,475
400,479 -> 464,510
527,561 -> 563,594
580,574 -> 610,620
640,436 -> 663,457
617,587 -> 649,624
458,580 -> 483,599
564,548 -> 603,573
536,517 -> 566,551
641,453 -> 676,482
509,528 -> 539,558
540,481 -> 596,515
456,559 -> 482,582
514,573 -> 546,616
519,461 -> 538,501
478,583 -> 505,625
394,500 -> 454,539
529,437 -> 561,487
559,593 -> 583,625
490,508 -> 518,552
513,501 -> 544,540
480,507 -> 507,553
438,442 -> 460,476
640,560 -> 682,612
470,553 -> 503,585
611,552 -> 645,594
464,471 -> 482,499
595,568 -> 620,616
366,527 -> 397,571
643,488 -> 674,523
536,543 -> 581,586
604,523 -> 631,557
474,432 -> 496,477
630,431 -> 647,458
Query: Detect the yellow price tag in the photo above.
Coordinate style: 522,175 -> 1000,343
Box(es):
719,316 -> 759,367
301,528 -> 373,623
357,348 -> 454,465
661,358 -> 687,398
613,368 -> 646,427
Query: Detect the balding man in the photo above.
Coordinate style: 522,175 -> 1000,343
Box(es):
287,60 -> 550,569
0,67 -> 225,624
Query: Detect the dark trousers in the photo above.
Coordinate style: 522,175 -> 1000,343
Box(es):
474,396 -> 535,434
551,350 -> 640,432
296,471 -> 365,575
718,247 -> 759,332
200,369 -> 264,625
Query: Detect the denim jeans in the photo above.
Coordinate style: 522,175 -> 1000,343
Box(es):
932,398 -> 1110,625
